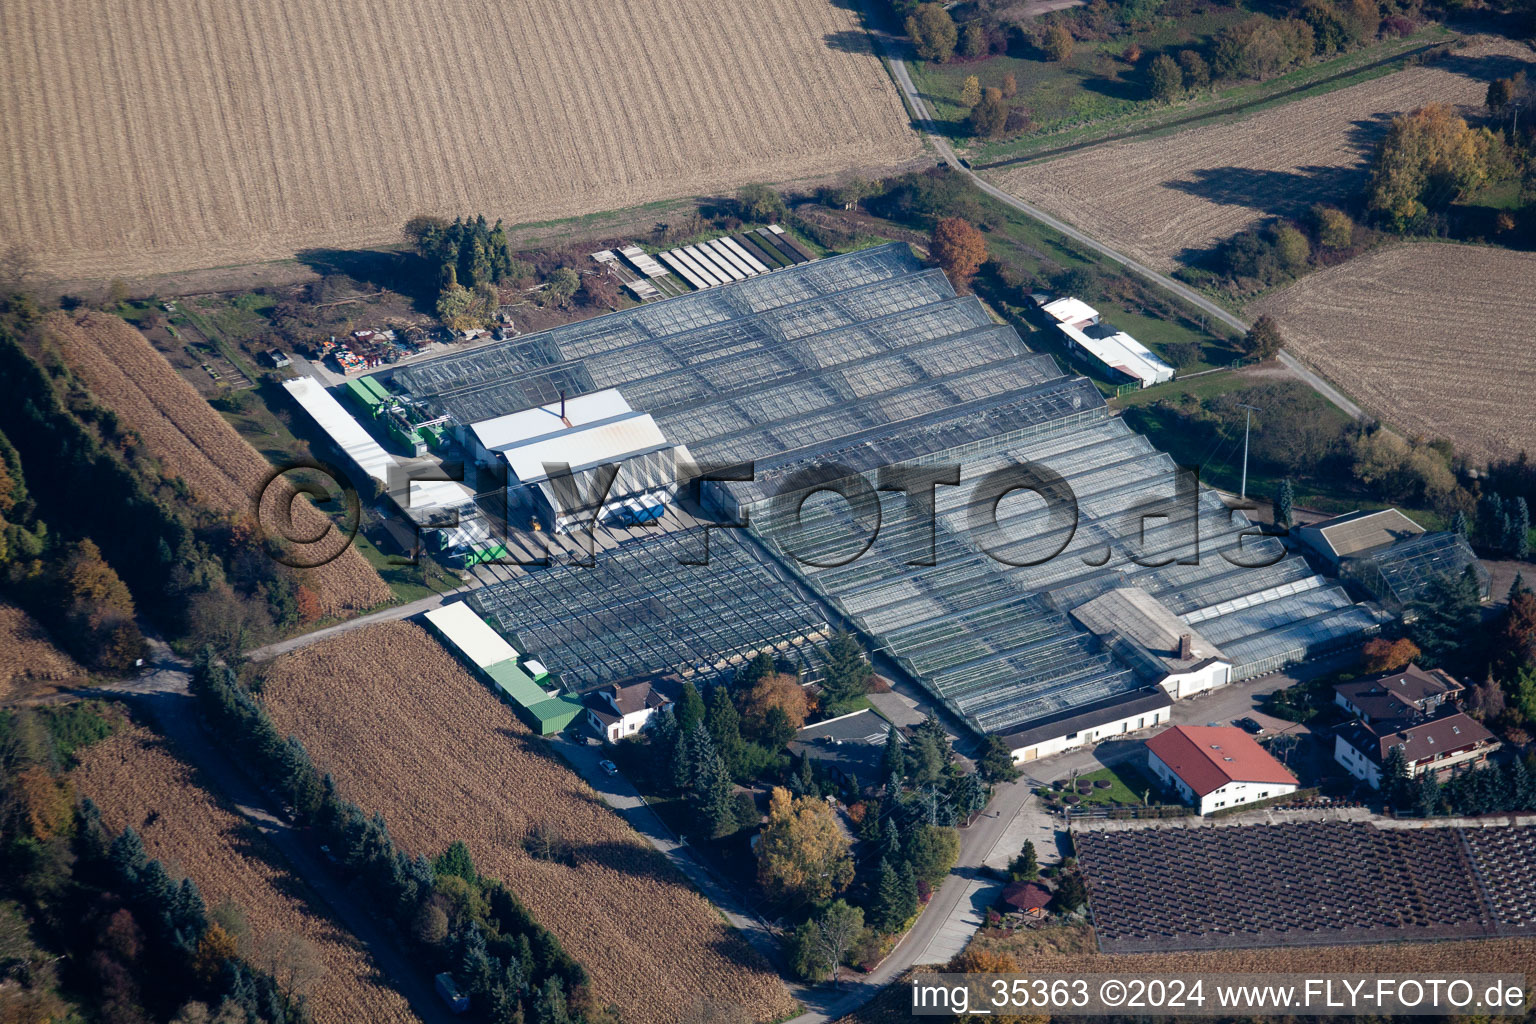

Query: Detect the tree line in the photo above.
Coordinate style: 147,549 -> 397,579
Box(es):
188,654 -> 608,1024
0,311 -> 322,673
0,702 -> 306,1024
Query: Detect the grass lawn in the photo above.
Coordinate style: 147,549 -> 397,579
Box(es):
1067,763 -> 1160,806
913,24 -> 1452,166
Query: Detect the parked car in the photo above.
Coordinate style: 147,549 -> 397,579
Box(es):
599,759 -> 619,776
1234,717 -> 1265,735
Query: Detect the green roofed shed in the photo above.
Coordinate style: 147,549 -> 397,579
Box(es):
344,379 -> 382,413
483,659 -> 548,708
525,696 -> 583,735
361,375 -> 393,402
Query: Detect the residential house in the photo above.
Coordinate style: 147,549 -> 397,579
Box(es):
1332,666 -> 1495,788
1145,725 -> 1299,815
584,678 -> 675,743
1334,664 -> 1463,725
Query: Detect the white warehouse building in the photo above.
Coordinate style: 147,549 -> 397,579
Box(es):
468,388 -> 689,533
1039,296 -> 1174,389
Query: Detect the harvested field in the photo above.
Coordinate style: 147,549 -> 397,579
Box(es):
72,724 -> 420,1024
0,0 -> 919,280
0,602 -> 86,699
44,311 -> 391,616
259,621 -> 797,1024
990,37 -> 1533,273
1253,242 -> 1536,462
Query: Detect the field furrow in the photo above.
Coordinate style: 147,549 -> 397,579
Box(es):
1,0 -> 920,279
1252,242 -> 1536,462
45,311 -> 393,615
73,725 -> 421,1024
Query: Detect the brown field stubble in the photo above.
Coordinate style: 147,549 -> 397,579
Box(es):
259,621 -> 798,1024
0,0 -> 920,279
990,38 -> 1533,273
44,311 -> 392,616
1252,242 -> 1536,462
72,724 -> 421,1024
0,602 -> 86,699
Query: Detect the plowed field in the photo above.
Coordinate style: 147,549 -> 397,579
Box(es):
0,0 -> 919,279
73,724 -> 420,1024
991,37 -> 1533,272
259,621 -> 797,1024
1252,242 -> 1536,462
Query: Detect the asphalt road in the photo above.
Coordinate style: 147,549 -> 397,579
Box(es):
878,30 -> 1367,423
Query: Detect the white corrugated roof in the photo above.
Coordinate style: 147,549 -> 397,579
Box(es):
1041,297 -> 1099,326
282,376 -> 396,486
1056,323 -> 1174,386
503,411 -> 671,484
409,478 -> 477,512
470,389 -> 632,452
423,602 -> 519,666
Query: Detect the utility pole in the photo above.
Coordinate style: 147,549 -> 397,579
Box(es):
1238,404 -> 1260,500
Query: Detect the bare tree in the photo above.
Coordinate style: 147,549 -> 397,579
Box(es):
256,931 -> 324,1002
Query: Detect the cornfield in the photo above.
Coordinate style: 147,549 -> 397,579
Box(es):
0,602 -> 85,699
72,723 -> 422,1024
0,0 -> 920,279
45,311 -> 391,616
259,621 -> 798,1024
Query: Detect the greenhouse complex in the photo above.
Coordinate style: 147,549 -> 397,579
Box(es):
388,243 -> 1394,761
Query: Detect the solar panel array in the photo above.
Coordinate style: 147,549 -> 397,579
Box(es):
394,243 -> 1381,739
1078,822 -> 1536,953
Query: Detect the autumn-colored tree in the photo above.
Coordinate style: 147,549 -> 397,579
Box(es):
1240,315 -> 1285,361
1493,590 -> 1536,679
949,949 -> 1021,973
1178,49 -> 1211,90
193,923 -> 239,984
15,768 -> 74,840
62,539 -> 135,615
966,92 -> 1009,138
1367,104 -> 1504,230
907,3 -> 958,62
757,787 -> 853,903
1041,24 -> 1074,62
960,75 -> 982,108
1360,637 -> 1422,674
1001,72 -> 1018,98
1311,204 -> 1355,249
294,584 -> 322,625
741,672 -> 809,735
930,218 -> 987,292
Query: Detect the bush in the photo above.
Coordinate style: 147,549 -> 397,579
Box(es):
1041,24 -> 1074,61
